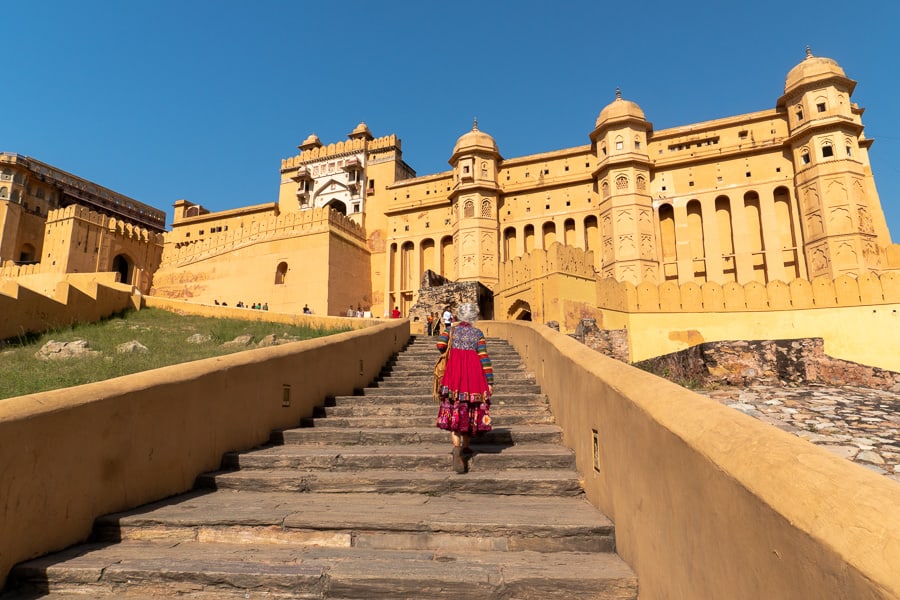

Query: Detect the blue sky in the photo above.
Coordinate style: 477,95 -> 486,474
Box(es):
5,1 -> 899,239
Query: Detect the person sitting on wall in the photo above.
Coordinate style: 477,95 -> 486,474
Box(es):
391,306 -> 401,319
263,303 -> 269,311
303,304 -> 311,314
356,305 -> 363,318
347,305 -> 355,317
214,299 -> 220,305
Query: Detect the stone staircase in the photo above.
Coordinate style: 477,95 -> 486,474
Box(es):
2,336 -> 638,599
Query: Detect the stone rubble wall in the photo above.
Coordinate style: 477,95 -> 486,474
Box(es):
570,318 -> 630,363
407,272 -> 492,326
635,338 -> 900,392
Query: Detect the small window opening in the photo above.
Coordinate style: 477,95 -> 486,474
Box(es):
822,145 -> 833,158
817,102 -> 826,113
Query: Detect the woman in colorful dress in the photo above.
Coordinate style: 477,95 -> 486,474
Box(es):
435,303 -> 493,473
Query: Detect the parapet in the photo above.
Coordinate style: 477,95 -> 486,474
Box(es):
596,272 -> 900,313
281,134 -> 401,170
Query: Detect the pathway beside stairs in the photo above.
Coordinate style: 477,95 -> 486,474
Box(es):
2,336 -> 638,599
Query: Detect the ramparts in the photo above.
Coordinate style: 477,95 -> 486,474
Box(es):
161,206 -> 366,268
281,134 -> 401,169
596,271 -> 900,312
499,243 -> 597,287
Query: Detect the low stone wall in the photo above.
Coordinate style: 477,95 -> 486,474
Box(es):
479,320 -> 900,600
636,338 -> 900,391
0,319 -> 409,588
142,295 -> 381,331
0,273 -> 138,342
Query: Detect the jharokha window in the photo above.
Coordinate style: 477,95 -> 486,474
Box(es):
615,176 -> 628,191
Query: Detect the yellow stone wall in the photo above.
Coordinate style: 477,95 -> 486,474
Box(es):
153,206 -> 371,315
478,321 -> 900,600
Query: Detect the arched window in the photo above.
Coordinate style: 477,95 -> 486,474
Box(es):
634,135 -> 642,150
615,175 -> 628,191
601,181 -> 609,197
800,149 -> 810,165
636,175 -> 646,191
821,140 -> 834,158
845,138 -> 853,157
464,200 -> 475,218
542,221 -> 556,247
503,227 -> 516,261
614,136 -> 624,151
480,199 -> 492,218
275,262 -> 288,285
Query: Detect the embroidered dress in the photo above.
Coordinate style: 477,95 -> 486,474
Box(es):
435,323 -> 493,434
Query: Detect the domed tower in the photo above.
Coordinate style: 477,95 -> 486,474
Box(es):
590,89 -> 656,284
448,120 -> 501,287
779,47 -> 891,278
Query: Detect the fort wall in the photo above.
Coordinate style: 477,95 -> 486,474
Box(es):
0,273 -> 137,341
0,319 -> 409,588
154,207 -> 372,315
479,320 -> 900,600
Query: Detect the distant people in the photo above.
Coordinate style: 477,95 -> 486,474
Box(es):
214,299 -> 220,305
442,307 -> 452,332
262,302 -> 269,311
221,302 -> 227,306
303,304 -> 311,314
391,306 -> 401,319
426,312 -> 435,336
356,305 -> 363,318
347,305 -> 355,317
237,301 -> 244,308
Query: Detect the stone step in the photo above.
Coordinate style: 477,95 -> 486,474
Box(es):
222,443 -> 575,471
373,378 -> 539,390
7,541 -> 637,599
315,403 -> 549,418
273,424 -> 564,446
90,491 -> 614,554
197,468 -> 584,496
328,393 -> 549,406
361,385 -> 541,396
300,412 -> 555,429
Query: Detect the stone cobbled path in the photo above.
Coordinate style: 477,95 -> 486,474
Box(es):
699,384 -> 900,482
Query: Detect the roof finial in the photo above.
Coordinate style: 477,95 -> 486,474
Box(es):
805,45 -> 813,59
473,117 -> 478,131
615,87 -> 622,100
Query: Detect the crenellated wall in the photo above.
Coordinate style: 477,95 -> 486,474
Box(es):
281,134 -> 401,170
41,205 -> 164,293
161,206 -> 365,268
153,207 -> 372,316
494,243 -> 599,331
595,271 -> 900,312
